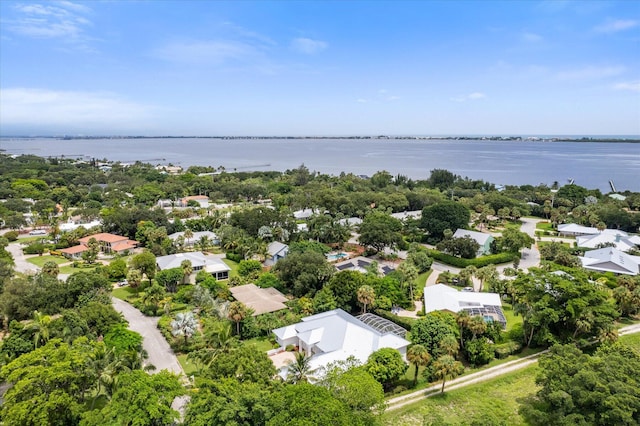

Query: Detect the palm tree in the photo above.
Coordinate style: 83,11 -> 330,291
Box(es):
475,265 -> 497,292
286,351 -> 316,384
468,316 -> 487,340
397,262 -> 418,301
406,344 -> 431,386
181,260 -> 193,284
198,235 -> 211,252
28,310 -> 52,348
189,321 -> 238,371
459,266 -> 476,287
127,269 -> 143,292
433,355 -> 464,393
183,228 -> 194,246
142,283 -> 166,314
357,285 -> 376,314
439,334 -> 460,357
596,221 -> 607,232
41,261 -> 59,277
455,311 -> 471,349
227,301 -> 249,336
171,312 -> 198,346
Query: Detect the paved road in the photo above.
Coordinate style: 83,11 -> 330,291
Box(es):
516,217 -> 543,272
6,242 -> 39,274
112,297 -> 184,376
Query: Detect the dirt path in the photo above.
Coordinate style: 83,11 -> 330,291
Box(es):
112,297 -> 184,376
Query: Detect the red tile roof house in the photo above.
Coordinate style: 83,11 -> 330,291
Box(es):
60,233 -> 138,259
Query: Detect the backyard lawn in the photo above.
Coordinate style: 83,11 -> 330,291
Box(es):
177,354 -> 199,375
59,264 -> 98,274
223,258 -> 240,277
244,336 -> 278,352
111,286 -> 140,301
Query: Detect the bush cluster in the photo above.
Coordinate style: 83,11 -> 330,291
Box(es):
427,250 -> 517,268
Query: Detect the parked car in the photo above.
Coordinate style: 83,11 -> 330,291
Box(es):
462,287 -> 474,292
29,229 -> 47,235
117,279 -> 128,287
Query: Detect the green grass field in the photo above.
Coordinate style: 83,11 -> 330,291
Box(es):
223,258 -> 239,277
620,332 -> 640,350
59,264 -> 98,274
26,255 -> 68,267
177,354 -> 199,375
244,336 -> 277,352
384,365 -> 539,426
416,270 -> 432,289
111,286 -> 140,301
502,303 -> 523,332
535,222 -> 553,231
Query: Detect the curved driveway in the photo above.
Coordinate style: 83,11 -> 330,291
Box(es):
6,242 -> 39,274
112,297 -> 184,376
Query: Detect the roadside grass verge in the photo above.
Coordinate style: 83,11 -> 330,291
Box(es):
383,364 -> 538,426
620,332 -> 640,351
26,255 -> 68,267
416,270 -> 432,289
112,286 -> 140,301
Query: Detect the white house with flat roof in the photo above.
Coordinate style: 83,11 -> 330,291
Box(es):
272,309 -> 410,377
557,223 -> 599,237
168,230 -> 220,247
576,229 -> 639,253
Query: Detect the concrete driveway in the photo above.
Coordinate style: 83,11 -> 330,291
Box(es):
6,242 -> 39,274
112,297 -> 184,376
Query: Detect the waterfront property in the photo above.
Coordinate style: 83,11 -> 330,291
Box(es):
272,309 -> 410,378
424,284 -> 506,328
156,252 -> 231,281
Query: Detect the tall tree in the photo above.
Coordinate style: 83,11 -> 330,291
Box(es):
357,285 -> 376,314
227,301 -> 249,336
433,354 -> 464,393
406,344 -> 431,386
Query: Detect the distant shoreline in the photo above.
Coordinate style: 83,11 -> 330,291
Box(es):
1,135 -> 640,143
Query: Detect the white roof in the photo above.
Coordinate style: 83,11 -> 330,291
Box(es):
293,208 -> 315,219
267,241 -> 288,257
557,223 -> 598,235
576,230 -> 636,252
338,217 -> 363,227
390,211 -> 422,220
156,252 -> 230,273
59,220 -> 102,232
424,284 -> 502,313
452,229 -> 493,245
579,248 -> 640,276
273,309 -> 409,371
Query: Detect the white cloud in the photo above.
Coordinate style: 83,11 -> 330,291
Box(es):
451,92 -> 487,102
522,32 -> 543,42
613,81 -> 640,92
153,40 -> 261,64
356,98 -> 368,103
7,1 -> 92,40
0,88 -> 154,132
291,37 -> 328,54
556,65 -> 625,81
595,19 -> 638,33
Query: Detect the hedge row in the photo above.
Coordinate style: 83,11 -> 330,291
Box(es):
494,341 -> 523,359
372,308 -> 415,332
426,250 -> 518,268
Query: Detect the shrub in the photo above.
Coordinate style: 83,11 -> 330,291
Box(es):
494,341 -> 523,359
427,250 -> 517,268
464,338 -> 494,366
4,231 -> 19,242
225,252 -> 243,263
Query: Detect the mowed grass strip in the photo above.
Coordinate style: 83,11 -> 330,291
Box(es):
26,255 -> 68,267
383,365 -> 538,426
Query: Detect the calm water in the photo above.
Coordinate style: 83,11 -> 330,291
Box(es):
2,138 -> 639,192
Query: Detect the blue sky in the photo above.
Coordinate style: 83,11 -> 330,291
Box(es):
1,0 -> 639,136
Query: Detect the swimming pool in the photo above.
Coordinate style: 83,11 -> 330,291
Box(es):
326,252 -> 348,261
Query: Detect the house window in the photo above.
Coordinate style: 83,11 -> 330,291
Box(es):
215,271 -> 229,280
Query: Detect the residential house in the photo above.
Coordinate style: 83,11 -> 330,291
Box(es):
59,219 -> 102,233
334,256 -> 396,275
178,195 -> 210,209
576,229 -> 639,253
272,309 -> 410,378
156,252 -> 231,281
452,229 -> 494,256
579,247 -> 640,276
423,284 -> 507,328
230,284 -> 288,316
390,210 -> 422,221
557,223 -> 598,237
60,232 -> 137,259
264,241 -> 289,266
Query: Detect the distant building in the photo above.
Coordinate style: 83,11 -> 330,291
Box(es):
168,230 -> 220,247
452,229 -> 494,256
557,223 -> 598,237
576,229 -> 639,253
60,232 -> 138,259
156,252 -> 231,281
178,195 -> 210,209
